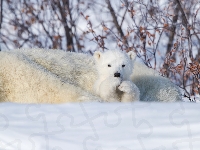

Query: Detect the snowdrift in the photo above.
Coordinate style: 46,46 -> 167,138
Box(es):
0,102 -> 200,150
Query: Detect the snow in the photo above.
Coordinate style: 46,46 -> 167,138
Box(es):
0,102 -> 200,150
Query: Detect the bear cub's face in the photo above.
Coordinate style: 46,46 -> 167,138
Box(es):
94,50 -> 136,81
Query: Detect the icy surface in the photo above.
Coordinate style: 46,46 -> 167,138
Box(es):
0,102 -> 200,150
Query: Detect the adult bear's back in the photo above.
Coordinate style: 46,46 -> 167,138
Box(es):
16,48 -> 97,93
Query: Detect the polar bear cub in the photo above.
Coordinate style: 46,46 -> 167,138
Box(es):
93,50 -> 140,102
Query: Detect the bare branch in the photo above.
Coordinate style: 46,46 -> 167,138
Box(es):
57,0 -> 74,51
0,0 -> 3,51
175,0 -> 189,29
105,0 -> 128,46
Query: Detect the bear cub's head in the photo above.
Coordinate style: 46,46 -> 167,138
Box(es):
94,50 -> 136,81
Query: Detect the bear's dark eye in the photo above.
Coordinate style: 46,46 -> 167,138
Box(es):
108,64 -> 111,67
122,64 -> 125,67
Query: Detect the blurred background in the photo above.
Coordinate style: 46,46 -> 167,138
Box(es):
0,0 -> 200,101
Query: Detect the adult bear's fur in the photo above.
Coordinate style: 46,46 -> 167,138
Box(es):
0,51 -> 101,103
0,48 -> 181,103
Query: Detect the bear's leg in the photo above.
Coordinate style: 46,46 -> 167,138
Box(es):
98,77 -> 121,102
118,81 -> 140,102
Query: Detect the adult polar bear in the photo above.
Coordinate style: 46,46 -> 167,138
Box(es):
0,48 -> 181,103
0,51 -> 102,103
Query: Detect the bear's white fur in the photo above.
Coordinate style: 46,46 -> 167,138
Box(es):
0,51 -> 101,103
0,48 -> 181,103
93,50 -> 140,102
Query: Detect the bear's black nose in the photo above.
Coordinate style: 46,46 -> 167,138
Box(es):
114,73 -> 121,77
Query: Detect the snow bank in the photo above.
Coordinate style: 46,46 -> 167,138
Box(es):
0,102 -> 200,150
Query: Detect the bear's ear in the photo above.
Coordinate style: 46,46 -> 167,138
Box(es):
127,51 -> 137,62
94,51 -> 102,61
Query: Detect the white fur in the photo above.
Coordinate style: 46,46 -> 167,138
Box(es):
0,51 -> 101,103
93,50 -> 140,102
132,63 -> 181,102
0,48 -> 181,103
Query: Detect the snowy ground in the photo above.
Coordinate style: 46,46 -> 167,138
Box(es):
0,101 -> 200,150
